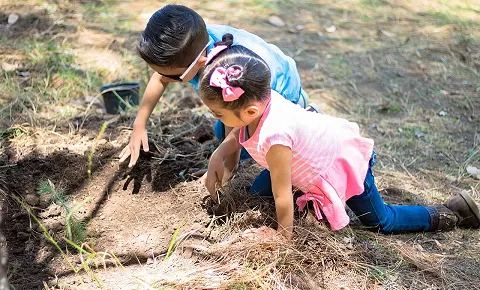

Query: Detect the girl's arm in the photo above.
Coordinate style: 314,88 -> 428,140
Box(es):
266,145 -> 294,238
205,128 -> 242,200
214,127 -> 243,159
223,126 -> 242,179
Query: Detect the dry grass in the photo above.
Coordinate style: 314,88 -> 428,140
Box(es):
140,162 -> 480,290
149,218 -> 480,290
146,167 -> 480,290
153,227 -> 479,289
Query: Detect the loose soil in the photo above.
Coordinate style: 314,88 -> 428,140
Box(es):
2,107 -> 222,289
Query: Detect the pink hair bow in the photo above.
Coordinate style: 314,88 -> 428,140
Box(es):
206,45 -> 227,65
210,67 -> 244,102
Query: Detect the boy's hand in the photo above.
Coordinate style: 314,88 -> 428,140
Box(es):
119,125 -> 149,167
205,152 -> 224,203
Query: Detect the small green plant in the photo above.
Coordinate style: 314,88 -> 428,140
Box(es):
66,203 -> 88,245
378,103 -> 401,114
0,127 -> 26,139
37,179 -> 69,207
37,179 -> 87,244
233,283 -> 249,290
27,41 -> 74,73
164,224 -> 183,261
13,196 -> 122,289
87,121 -> 108,177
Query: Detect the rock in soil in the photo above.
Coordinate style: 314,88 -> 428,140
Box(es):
39,204 -> 63,218
8,14 -> 19,25
24,194 -> 39,206
43,218 -> 64,232
268,15 -> 285,27
16,232 -> 30,241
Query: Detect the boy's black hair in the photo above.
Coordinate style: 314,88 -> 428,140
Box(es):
138,4 -> 209,68
199,34 -> 271,111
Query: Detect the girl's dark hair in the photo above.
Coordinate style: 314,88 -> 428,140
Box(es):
138,4 -> 209,67
199,34 -> 271,111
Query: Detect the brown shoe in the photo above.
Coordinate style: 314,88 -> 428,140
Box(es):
429,204 -> 458,231
444,191 -> 480,229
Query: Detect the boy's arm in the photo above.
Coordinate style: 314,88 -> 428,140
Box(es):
266,145 -> 294,238
133,72 -> 169,128
119,73 -> 169,167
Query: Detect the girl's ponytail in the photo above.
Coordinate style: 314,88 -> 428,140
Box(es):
225,65 -> 245,88
200,34 -> 271,110
214,33 -> 234,47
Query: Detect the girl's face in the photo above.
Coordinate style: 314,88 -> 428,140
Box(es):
203,99 -> 260,128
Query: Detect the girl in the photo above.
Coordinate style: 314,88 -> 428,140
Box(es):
199,34 -> 480,237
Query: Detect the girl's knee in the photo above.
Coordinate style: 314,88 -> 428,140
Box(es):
377,219 -> 396,233
359,218 -> 395,234
249,170 -> 273,197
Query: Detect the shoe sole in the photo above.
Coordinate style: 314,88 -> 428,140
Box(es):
459,191 -> 480,224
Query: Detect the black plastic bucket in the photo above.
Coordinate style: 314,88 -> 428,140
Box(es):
101,82 -> 140,114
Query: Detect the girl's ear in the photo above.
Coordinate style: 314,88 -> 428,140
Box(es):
243,105 -> 260,119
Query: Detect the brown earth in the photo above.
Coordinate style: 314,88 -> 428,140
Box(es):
2,107 -> 222,289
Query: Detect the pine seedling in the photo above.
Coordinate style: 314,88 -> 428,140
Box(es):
37,179 -> 70,209
37,179 -> 88,244
65,200 -> 90,244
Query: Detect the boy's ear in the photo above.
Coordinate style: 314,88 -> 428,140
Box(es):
198,56 -> 208,67
243,105 -> 260,119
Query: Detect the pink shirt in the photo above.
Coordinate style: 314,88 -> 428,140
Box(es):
240,91 -> 374,230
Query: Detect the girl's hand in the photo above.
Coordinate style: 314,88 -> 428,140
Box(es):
119,125 -> 149,168
205,152 -> 224,203
205,128 -> 242,203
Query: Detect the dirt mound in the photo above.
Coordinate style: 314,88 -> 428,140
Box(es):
2,107 -> 219,289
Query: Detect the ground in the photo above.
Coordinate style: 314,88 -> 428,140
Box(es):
1,0 -> 480,289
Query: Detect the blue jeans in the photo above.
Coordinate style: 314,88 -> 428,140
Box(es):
214,121 -> 273,196
346,152 -> 432,233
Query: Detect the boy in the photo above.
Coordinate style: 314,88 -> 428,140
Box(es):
119,4 -> 312,195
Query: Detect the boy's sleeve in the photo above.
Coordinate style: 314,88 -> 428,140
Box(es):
212,25 -> 302,104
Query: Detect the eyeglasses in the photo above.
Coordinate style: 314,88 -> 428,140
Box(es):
158,40 -> 213,82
